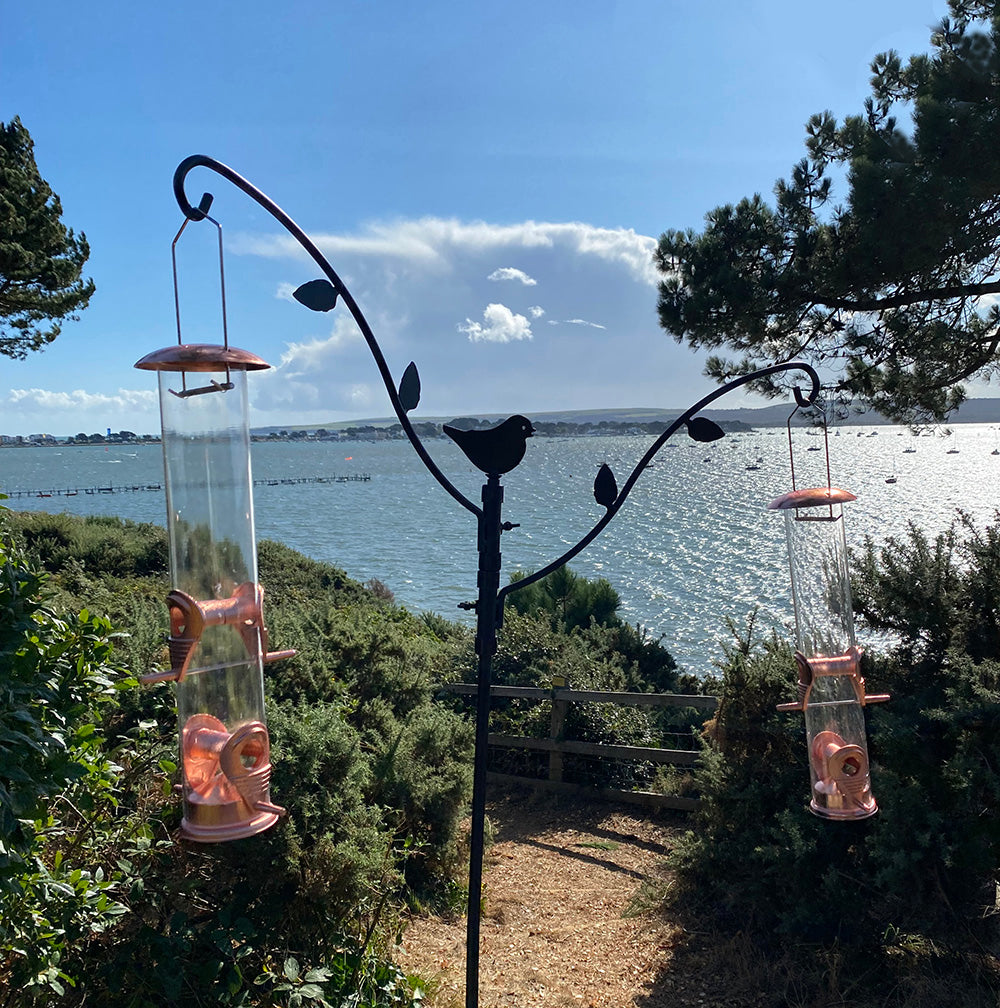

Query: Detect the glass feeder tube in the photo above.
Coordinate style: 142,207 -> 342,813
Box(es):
135,345 -> 290,842
769,487 -> 889,820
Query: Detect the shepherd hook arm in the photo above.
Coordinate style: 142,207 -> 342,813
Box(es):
496,360 -> 821,608
172,155 -> 481,518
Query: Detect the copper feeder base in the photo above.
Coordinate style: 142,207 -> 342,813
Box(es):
809,801 -> 878,821
180,713 -> 285,843
181,799 -> 281,843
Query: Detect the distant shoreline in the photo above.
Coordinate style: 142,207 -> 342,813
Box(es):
6,396 -> 1000,445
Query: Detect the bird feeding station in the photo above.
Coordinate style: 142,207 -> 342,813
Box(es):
770,407 -> 889,820
134,213 -> 293,842
167,154 -> 826,1008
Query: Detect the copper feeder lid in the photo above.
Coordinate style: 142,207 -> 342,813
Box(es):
768,487 -> 857,510
135,344 -> 271,372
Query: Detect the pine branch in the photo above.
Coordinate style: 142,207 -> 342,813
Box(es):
799,279 -> 1000,312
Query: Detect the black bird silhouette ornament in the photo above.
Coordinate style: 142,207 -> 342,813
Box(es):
443,415 -> 536,476
593,463 -> 618,509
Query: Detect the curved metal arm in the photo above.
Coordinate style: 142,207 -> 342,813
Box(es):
172,155 -> 481,518
497,360 -> 821,607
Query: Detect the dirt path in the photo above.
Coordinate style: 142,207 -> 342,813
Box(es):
395,788 -> 689,1008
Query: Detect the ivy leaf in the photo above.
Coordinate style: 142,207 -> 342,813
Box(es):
593,464 -> 618,509
292,279 -> 339,312
685,416 -> 725,443
399,362 -> 421,413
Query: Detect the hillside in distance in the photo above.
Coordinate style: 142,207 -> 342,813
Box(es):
258,397 -> 1000,436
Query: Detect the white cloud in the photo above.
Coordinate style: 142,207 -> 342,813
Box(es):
277,336 -> 343,378
0,208 -> 713,435
108,211 -> 708,427
276,314 -> 363,374
251,371 -> 378,415
348,383 -> 375,407
232,218 -> 658,285
459,303 -> 533,344
487,267 -> 538,286
5,387 -> 157,414
246,308 -> 373,411
547,318 -> 607,330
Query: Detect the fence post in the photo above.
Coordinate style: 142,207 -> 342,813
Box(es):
549,675 -> 570,783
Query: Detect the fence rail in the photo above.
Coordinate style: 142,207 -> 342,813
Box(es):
439,681 -> 718,811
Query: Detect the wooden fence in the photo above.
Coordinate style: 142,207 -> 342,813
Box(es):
439,680 -> 718,812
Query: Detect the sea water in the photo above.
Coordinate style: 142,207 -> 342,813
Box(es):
3,423 -> 998,673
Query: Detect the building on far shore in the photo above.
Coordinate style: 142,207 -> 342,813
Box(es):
0,431 -> 157,446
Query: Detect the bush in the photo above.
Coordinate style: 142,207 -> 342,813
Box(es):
506,565 -> 621,631
0,534 -> 154,1001
1,511 -> 464,1006
435,567 -> 706,791
10,511 -> 167,580
503,565 -> 688,697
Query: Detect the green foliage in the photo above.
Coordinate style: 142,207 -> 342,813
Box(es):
3,512 -> 179,736
10,510 -> 168,580
0,511 -> 463,1006
667,622 -> 845,938
255,952 -> 423,1008
1,511 -> 738,1002
506,565 -> 622,631
504,565 -> 685,695
257,538 -> 368,606
0,117 -> 95,359
260,593 -> 474,890
655,1 -> 1000,423
0,534 -> 149,1000
852,511 -> 1000,665
669,515 -> 1000,954
586,620 -> 684,697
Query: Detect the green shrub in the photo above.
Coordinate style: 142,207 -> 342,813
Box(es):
506,564 -> 622,631
10,511 -> 168,580
445,609 -> 669,789
0,534 -> 155,1001
257,537 -> 368,607
1,512 -> 458,1006
502,565 -> 686,696
459,568 -> 696,789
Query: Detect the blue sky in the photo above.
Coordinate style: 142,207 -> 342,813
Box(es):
1,0 -> 949,435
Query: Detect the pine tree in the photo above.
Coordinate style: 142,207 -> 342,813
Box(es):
0,117 -> 95,359
656,1 -> 1000,423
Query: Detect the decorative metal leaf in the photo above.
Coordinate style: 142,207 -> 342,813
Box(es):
593,463 -> 618,509
292,279 -> 339,312
686,416 -> 725,443
399,361 -> 421,413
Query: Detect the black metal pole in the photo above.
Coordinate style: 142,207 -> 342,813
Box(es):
466,474 -> 503,1008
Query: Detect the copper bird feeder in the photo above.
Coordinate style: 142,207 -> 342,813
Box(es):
769,406 -> 889,820
134,213 -> 293,842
